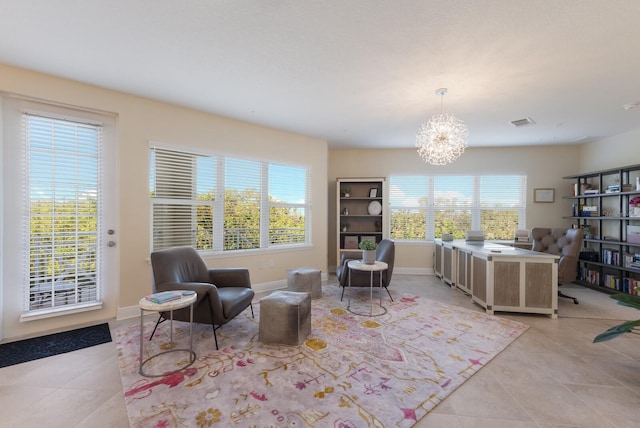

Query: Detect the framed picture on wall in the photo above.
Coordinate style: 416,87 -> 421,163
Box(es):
534,188 -> 555,203
344,236 -> 359,249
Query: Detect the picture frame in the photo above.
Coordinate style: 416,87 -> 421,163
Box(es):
534,188 -> 554,203
344,236 -> 359,249
369,188 -> 378,198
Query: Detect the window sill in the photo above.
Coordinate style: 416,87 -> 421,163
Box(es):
20,302 -> 104,322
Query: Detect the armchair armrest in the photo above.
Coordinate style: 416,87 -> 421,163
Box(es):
154,281 -> 224,313
337,254 -> 361,285
209,268 -> 252,289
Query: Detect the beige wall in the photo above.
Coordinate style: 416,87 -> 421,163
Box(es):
580,128 -> 640,172
328,145 -> 581,271
1,64 -> 328,340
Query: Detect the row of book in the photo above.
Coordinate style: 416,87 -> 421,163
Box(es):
579,267 -> 640,295
595,250 -> 640,269
601,275 -> 640,295
628,252 -> 640,269
602,249 -> 620,265
579,267 -> 600,285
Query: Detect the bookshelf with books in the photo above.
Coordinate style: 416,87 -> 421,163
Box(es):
563,164 -> 640,296
336,177 -> 386,266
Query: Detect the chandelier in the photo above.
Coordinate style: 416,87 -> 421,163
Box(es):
416,88 -> 468,165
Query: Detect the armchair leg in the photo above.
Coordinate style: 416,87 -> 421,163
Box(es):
384,286 -> 393,302
558,290 -> 579,304
340,285 -> 345,301
250,303 -> 254,318
211,324 -> 219,350
149,314 -> 166,340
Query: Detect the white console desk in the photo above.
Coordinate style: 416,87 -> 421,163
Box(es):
434,240 -> 559,318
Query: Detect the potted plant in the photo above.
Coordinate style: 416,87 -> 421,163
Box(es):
593,289 -> 640,343
359,239 -> 377,264
341,187 -> 351,198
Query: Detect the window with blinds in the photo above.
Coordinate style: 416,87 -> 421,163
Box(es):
150,145 -> 311,253
389,174 -> 526,240
24,114 -> 102,312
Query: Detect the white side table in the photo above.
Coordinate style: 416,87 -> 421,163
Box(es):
347,260 -> 388,316
138,291 -> 197,377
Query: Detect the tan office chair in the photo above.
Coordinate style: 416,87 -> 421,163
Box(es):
336,239 -> 395,301
531,227 -> 584,304
150,246 -> 255,349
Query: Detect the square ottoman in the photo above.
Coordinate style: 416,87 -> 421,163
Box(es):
259,290 -> 311,346
287,267 -> 322,299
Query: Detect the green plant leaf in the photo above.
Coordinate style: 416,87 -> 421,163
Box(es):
610,293 -> 640,310
593,319 -> 640,343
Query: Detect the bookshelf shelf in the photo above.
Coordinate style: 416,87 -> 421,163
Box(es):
564,164 -> 640,295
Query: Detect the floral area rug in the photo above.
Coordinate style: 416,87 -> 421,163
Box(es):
115,286 -> 528,427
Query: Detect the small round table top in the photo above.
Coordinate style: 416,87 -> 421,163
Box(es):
347,260 -> 388,272
138,291 -> 197,312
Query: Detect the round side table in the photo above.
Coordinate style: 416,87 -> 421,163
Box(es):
138,291 -> 197,377
347,260 -> 388,316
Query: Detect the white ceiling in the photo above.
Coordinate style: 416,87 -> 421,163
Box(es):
1,0 -> 640,149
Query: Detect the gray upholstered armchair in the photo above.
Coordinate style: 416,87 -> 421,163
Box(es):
149,246 -> 255,349
531,227 -> 584,304
336,239 -> 395,301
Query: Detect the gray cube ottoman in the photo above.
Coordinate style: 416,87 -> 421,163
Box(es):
259,290 -> 311,346
287,267 -> 322,299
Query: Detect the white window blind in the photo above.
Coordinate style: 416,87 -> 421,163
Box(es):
150,147 -> 215,251
150,144 -> 311,253
389,176 -> 429,240
24,114 -> 102,312
222,158 -> 262,250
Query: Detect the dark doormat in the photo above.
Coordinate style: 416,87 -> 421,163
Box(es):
0,323 -> 112,368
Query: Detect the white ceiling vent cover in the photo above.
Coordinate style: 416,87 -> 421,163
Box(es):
510,117 -> 536,127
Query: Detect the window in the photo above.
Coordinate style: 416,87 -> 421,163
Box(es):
24,114 -> 102,312
389,176 -> 429,240
150,144 -> 310,253
390,175 -> 526,241
434,176 -> 473,239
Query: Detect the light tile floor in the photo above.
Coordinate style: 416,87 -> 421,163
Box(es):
1,275 -> 639,427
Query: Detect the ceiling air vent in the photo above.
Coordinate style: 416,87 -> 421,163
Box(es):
510,117 -> 536,127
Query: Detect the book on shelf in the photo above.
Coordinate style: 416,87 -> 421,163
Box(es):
145,291 -> 182,304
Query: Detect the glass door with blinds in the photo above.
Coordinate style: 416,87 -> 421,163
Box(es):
19,111 -> 117,317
